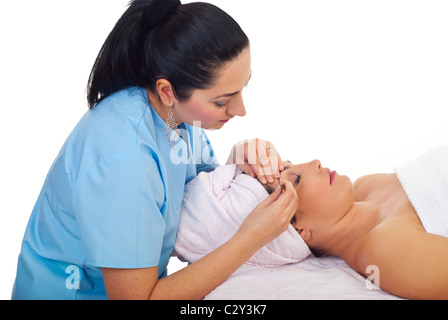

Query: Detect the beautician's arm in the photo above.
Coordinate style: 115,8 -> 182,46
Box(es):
103,181 -> 298,300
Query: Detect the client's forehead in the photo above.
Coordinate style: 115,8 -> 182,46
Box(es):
283,160 -> 294,170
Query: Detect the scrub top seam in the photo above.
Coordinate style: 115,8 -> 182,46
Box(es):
70,150 -> 152,191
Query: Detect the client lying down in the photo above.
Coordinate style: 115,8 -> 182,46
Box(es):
174,145 -> 448,300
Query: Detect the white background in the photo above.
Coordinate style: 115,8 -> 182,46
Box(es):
1,0 -> 447,299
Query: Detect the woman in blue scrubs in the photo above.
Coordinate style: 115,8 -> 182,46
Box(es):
12,0 -> 298,300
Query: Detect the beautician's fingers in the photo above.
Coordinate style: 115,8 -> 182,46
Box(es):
257,180 -> 297,213
277,152 -> 285,172
252,183 -> 283,209
244,143 -> 266,182
238,139 -> 261,179
273,180 -> 298,212
251,139 -> 269,181
272,154 -> 284,188
265,144 -> 282,182
236,180 -> 299,252
251,162 -> 267,183
232,138 -> 283,184
280,181 -> 299,220
256,140 -> 281,184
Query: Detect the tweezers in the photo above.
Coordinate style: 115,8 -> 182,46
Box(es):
280,182 -> 286,191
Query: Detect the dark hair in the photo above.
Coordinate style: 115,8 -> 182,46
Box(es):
87,0 -> 250,109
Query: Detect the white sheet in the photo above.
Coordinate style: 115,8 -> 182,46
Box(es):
204,256 -> 402,300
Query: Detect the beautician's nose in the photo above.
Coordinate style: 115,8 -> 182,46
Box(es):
228,94 -> 246,117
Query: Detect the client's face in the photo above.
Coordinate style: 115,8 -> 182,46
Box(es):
265,160 -> 354,237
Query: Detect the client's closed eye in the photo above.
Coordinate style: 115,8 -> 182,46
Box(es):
281,162 -> 301,185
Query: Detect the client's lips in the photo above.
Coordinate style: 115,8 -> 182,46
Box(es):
329,170 -> 336,185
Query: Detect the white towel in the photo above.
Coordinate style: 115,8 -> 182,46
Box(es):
395,144 -> 448,237
173,164 -> 311,267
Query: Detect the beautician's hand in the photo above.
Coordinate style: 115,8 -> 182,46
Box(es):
226,138 -> 284,184
235,180 -> 298,252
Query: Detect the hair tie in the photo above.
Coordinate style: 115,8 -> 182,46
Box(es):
144,0 -> 181,29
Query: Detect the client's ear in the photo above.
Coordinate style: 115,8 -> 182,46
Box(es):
292,223 -> 312,242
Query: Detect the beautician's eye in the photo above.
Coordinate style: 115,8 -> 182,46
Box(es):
215,101 -> 230,108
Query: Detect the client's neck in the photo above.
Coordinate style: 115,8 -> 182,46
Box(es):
319,201 -> 381,266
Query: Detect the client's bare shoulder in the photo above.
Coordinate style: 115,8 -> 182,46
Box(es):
351,172 -> 448,299
357,220 -> 448,299
353,173 -> 394,201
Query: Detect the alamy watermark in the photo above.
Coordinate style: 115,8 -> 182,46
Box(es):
65,265 -> 80,290
168,121 -> 277,173
365,265 -> 380,290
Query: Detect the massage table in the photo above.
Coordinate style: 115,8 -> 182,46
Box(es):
203,255 -> 401,300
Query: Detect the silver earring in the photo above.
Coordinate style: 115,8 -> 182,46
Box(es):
163,106 -> 180,145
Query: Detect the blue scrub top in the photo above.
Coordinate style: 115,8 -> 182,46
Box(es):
12,87 -> 219,300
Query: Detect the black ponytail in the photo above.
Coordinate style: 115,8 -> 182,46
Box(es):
87,0 -> 249,109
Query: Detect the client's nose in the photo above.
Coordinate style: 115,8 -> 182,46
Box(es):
309,160 -> 321,174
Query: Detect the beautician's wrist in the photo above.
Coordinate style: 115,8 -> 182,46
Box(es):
231,229 -> 263,259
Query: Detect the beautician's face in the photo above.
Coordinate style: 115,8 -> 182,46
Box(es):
269,160 -> 355,230
174,47 -> 251,130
